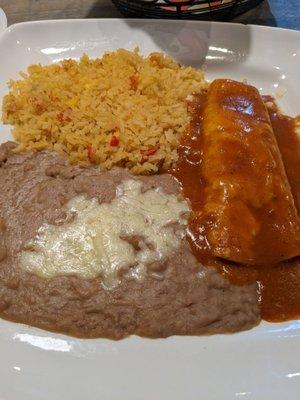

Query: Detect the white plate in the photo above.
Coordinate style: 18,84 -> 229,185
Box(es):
0,17 -> 299,400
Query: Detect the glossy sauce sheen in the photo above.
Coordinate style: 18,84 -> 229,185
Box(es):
173,84 -> 300,322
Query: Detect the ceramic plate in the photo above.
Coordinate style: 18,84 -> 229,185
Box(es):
0,15 -> 299,400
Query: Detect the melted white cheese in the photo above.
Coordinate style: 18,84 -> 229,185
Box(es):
20,179 -> 189,289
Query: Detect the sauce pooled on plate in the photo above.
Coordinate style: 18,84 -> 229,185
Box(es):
172,79 -> 300,322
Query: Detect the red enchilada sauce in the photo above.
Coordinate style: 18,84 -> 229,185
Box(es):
172,91 -> 300,322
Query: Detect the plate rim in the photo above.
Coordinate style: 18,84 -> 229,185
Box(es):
2,17 -> 300,36
0,16 -> 299,400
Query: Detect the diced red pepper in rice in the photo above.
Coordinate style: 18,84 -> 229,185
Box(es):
110,135 -> 120,147
87,145 -> 96,161
57,109 -> 72,123
141,146 -> 158,158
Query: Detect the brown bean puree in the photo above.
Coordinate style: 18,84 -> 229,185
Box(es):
172,80 -> 300,322
0,142 -> 259,338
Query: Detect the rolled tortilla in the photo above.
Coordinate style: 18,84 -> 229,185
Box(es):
199,79 -> 300,264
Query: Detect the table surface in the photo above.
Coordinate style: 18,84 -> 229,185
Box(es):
0,0 -> 299,30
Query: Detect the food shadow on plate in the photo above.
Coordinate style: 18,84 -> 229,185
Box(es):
122,19 -> 251,69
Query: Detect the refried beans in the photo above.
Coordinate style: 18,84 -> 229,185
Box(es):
0,142 -> 259,338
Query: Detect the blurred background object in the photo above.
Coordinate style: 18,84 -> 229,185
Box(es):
111,0 -> 264,21
0,0 -> 299,29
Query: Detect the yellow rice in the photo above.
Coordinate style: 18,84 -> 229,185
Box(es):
2,48 -> 206,174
